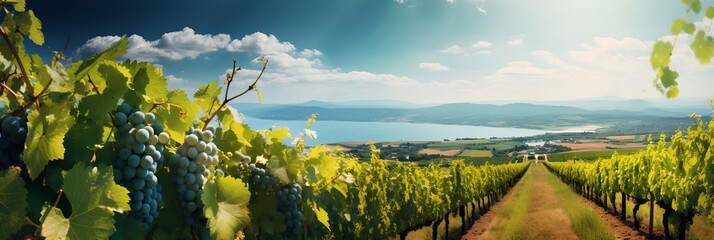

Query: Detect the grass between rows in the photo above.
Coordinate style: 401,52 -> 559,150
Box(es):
539,163 -> 614,240
480,163 -> 534,239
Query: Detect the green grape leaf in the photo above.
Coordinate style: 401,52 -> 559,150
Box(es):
124,63 -> 168,109
671,18 -> 686,34
10,0 -> 26,11
666,86 -> 680,99
155,89 -> 200,143
690,30 -> 714,64
202,175 -> 251,240
248,194 -> 285,235
707,6 -> 714,19
25,93 -> 76,180
689,0 -> 702,13
194,81 -> 222,114
650,41 -> 673,69
63,116 -> 110,165
77,62 -> 131,122
313,205 -> 331,230
659,66 -> 679,88
683,23 -> 696,35
0,170 -> 28,240
69,37 -> 127,84
13,10 -> 44,46
41,164 -> 129,240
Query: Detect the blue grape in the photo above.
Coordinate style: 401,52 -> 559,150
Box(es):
111,106 -> 168,228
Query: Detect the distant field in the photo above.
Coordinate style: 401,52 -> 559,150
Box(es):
418,148 -> 461,156
605,135 -> 635,140
416,156 -> 516,166
428,139 -> 523,151
555,141 -> 645,151
548,148 -> 643,162
458,150 -> 493,157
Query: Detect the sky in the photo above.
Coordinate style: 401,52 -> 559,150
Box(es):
27,0 -> 714,104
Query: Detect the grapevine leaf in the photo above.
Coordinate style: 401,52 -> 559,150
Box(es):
77,62 -> 131,122
683,23 -> 696,35
202,175 -> 251,240
650,41 -> 673,69
25,93 -> 75,180
690,30 -> 714,64
707,6 -> 714,19
69,37 -> 127,83
689,0 -> 701,13
13,10 -> 43,45
671,18 -> 686,34
10,0 -> 26,11
123,63 -> 168,109
248,194 -> 285,235
63,116 -> 110,165
0,170 -> 28,240
194,81 -> 222,114
155,89 -> 200,143
659,66 -> 679,88
41,164 -> 129,240
313,205 -> 331,230
666,86 -> 680,99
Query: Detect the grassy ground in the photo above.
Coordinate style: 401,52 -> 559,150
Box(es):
479,163 -> 534,239
548,148 -> 643,162
540,163 -> 614,240
458,149 -> 493,157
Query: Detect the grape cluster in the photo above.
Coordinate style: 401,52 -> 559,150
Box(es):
112,103 -> 169,227
0,113 -> 28,169
277,183 -> 303,238
169,127 -> 220,227
239,162 -> 277,191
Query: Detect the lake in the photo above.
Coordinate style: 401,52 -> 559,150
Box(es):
242,117 -> 571,145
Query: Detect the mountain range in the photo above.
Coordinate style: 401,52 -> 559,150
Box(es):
231,98 -> 712,133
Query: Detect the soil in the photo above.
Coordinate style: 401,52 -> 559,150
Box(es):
418,148 -> 461,156
460,164 -> 664,240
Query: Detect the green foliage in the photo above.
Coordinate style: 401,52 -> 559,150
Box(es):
202,175 -> 251,240
40,164 -> 130,240
651,1 -> 714,98
0,170 -> 28,240
24,93 -> 75,180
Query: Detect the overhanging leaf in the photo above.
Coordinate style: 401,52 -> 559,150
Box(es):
202,175 -> 251,240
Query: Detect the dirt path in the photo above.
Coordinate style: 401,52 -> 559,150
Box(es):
462,164 -> 578,240
461,163 -> 650,239
522,164 -> 578,240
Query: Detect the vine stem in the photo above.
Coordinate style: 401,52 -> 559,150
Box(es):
201,58 -> 268,130
0,26 -> 35,96
0,81 -> 19,99
87,75 -> 101,95
148,102 -> 183,113
35,189 -> 63,236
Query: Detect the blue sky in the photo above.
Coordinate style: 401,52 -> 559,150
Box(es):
28,0 -> 714,104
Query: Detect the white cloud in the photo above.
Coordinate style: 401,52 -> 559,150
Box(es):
440,44 -> 463,54
300,49 -> 323,58
166,74 -> 188,83
476,50 -> 492,54
507,39 -> 524,46
419,62 -> 449,72
471,41 -> 493,48
530,50 -> 565,66
226,32 -> 296,55
74,27 -> 230,62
